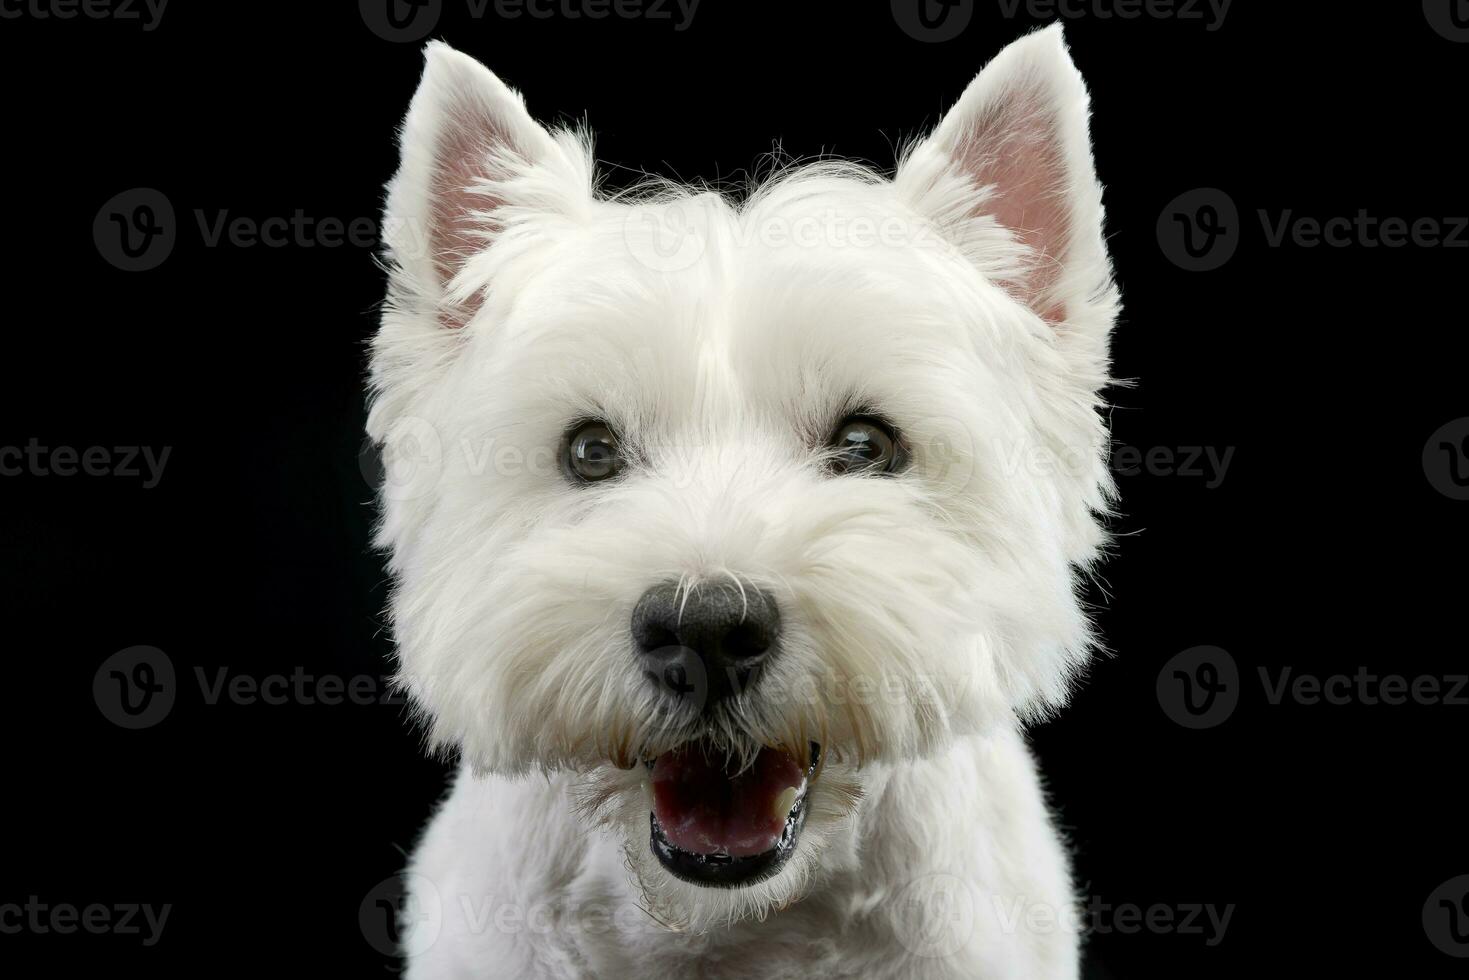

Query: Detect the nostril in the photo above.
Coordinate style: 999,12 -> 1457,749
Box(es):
638,624 -> 680,656
721,621 -> 772,663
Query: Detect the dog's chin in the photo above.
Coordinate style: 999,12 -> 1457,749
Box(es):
577,740 -> 862,932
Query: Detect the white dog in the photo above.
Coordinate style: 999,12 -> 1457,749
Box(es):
368,23 -> 1118,979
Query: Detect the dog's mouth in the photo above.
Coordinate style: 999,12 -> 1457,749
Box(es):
646,741 -> 820,888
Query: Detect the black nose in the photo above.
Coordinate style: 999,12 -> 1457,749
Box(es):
631,581 -> 780,712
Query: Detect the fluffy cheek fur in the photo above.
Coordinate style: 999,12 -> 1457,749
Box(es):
390,438 -> 1024,776
383,209 -> 1101,784
381,326 -> 1094,933
382,420 -> 1050,928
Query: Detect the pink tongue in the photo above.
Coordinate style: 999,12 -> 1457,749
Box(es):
651,746 -> 804,858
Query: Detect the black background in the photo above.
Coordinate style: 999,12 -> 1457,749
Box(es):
2,1 -> 1465,976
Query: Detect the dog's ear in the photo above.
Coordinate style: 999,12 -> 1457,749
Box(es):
370,43 -> 592,440
898,24 -> 1115,339
899,26 -> 1118,670
382,41 -> 588,330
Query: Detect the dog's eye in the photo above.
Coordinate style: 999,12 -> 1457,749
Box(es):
827,416 -> 906,475
563,420 -> 624,484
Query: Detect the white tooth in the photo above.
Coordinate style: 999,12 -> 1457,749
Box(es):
773,786 -> 798,820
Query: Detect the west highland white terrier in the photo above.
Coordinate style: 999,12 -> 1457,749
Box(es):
368,23 -> 1118,979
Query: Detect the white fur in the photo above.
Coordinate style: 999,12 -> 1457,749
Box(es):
369,24 -> 1118,979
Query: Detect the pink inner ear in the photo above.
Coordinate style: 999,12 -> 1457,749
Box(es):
951,86 -> 1070,324
429,104 -> 522,329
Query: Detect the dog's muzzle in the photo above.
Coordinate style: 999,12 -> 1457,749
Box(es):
631,582 -> 814,886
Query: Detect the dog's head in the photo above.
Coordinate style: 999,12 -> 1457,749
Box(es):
369,25 -> 1116,930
